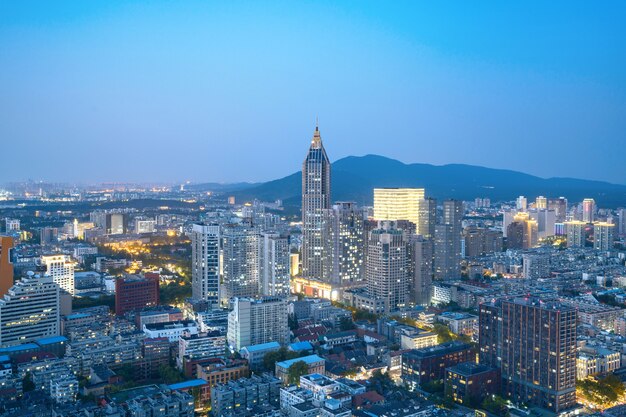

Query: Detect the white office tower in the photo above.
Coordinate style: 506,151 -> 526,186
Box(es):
191,223 -> 221,307
221,223 -> 260,303
516,196 -> 528,211
593,222 -> 615,251
366,222 -> 409,313
323,202 -> 365,286
0,273 -> 60,346
40,254 -> 75,295
582,198 -> 595,223
227,297 -> 289,350
409,235 -> 433,306
259,232 -> 290,297
301,124 -> 331,281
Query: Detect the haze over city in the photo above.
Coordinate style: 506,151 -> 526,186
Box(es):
1,1 -> 625,184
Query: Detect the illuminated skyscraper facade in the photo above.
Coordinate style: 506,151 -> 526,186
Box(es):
366,222 -> 409,313
373,188 -> 425,234
479,298 -> 577,412
0,236 -> 14,298
323,202 -> 365,286
301,125 -> 331,280
0,273 -> 60,346
221,222 -> 261,303
40,254 -> 75,295
191,223 -> 221,307
593,222 -> 615,251
582,198 -> 595,223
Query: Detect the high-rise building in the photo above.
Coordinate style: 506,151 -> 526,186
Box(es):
134,218 -> 156,234
507,212 -> 537,249
115,273 -> 160,316
40,254 -> 75,295
323,202 -> 365,286
582,198 -> 595,223
516,196 -> 527,211
617,208 -> 626,237
366,222 -> 409,313
434,225 -> 457,279
105,213 -> 127,235
418,197 -> 437,238
535,196 -> 547,210
221,222 -> 260,303
0,273 -> 60,346
5,219 -> 20,232
373,188 -> 425,234
479,298 -> 576,412
409,235 -> 433,305
548,197 -> 568,222
259,232 -> 290,297
301,124 -> 331,280
191,223 -> 221,306
522,254 -> 551,279
0,236 -> 14,298
565,220 -> 586,248
529,209 -> 556,239
227,297 -> 289,350
40,227 -> 59,245
593,222 -> 615,251
433,200 -> 463,280
464,227 -> 503,257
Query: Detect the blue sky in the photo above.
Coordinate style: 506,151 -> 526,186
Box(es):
1,1 -> 625,184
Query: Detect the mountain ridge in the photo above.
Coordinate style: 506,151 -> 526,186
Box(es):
215,155 -> 626,208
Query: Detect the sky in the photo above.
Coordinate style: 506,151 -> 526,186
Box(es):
1,1 -> 625,185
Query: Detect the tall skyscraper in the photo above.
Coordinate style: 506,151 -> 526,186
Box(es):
409,235 -> 433,305
40,254 -> 75,295
373,188 -> 428,235
227,297 -> 289,350
565,220 -> 586,248
418,197 -> 437,238
479,298 -> 577,412
366,222 -> 409,313
593,222 -> 615,251
0,236 -> 14,298
507,212 -> 538,249
0,273 -> 60,346
323,202 -> 365,286
516,196 -> 527,211
617,208 -> 626,237
191,223 -> 221,306
221,222 -> 261,303
548,197 -> 568,222
535,196 -> 547,209
301,124 -> 331,280
433,200 -> 463,279
259,232 -> 290,297
582,198 -> 595,223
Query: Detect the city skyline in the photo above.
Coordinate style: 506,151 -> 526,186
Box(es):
1,2 -> 625,184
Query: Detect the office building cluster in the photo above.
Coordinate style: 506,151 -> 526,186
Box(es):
0,125 -> 625,416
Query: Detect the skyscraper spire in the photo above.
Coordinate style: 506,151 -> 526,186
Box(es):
302,124 -> 331,281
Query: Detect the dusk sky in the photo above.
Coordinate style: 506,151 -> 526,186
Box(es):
1,1 -> 625,184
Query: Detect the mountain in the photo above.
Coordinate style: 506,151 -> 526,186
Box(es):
230,155 -> 626,208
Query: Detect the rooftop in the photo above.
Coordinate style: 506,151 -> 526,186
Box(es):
241,341 -> 280,353
168,379 -> 208,390
276,355 -> 324,369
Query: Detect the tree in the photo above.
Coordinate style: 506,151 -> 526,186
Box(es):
158,364 -> 184,384
288,313 -> 299,331
577,374 -> 626,408
339,316 -> 355,331
432,323 -> 454,343
22,373 -> 35,392
287,361 -> 309,385
370,369 -> 394,395
482,395 -> 509,417
263,347 -> 300,371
